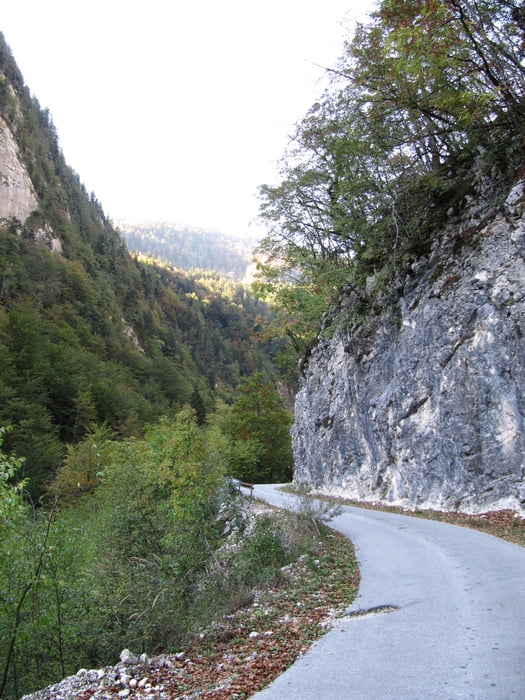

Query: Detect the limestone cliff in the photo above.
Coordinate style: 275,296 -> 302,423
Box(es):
292,175 -> 525,515
0,113 -> 37,220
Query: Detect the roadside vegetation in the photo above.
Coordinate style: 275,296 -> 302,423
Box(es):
0,374 -> 297,700
390,504 -> 525,548
83,502 -> 359,700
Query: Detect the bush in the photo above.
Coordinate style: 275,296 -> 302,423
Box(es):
288,483 -> 343,536
237,513 -> 290,583
0,418 -> 340,698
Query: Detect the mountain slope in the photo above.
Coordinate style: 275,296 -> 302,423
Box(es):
118,220 -> 258,280
0,34 -> 276,496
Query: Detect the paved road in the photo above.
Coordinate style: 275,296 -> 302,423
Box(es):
249,484 -> 525,700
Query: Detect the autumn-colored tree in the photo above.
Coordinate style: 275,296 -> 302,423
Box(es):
349,0 -> 525,164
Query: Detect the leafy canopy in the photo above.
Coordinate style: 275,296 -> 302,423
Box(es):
224,372 -> 293,483
256,0 -> 525,353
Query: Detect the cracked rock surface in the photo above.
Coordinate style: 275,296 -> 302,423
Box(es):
293,177 -> 525,514
0,114 -> 38,221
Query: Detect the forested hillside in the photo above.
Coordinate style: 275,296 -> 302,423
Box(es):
0,33 -> 298,699
0,33 -> 286,498
119,220 -> 258,280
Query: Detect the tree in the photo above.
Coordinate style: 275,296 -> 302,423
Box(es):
226,373 -> 293,483
349,0 -> 525,162
190,387 -> 206,425
47,423 -> 113,504
254,86 -> 390,350
0,428 -> 50,698
256,0 -> 525,352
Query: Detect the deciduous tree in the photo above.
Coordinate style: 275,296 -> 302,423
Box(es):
227,373 -> 293,483
256,0 -> 525,351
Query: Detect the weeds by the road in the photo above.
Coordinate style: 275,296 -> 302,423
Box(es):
73,511 -> 358,700
413,507 -> 525,546
283,486 -> 525,547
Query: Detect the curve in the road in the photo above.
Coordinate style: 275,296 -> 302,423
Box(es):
251,484 -> 525,700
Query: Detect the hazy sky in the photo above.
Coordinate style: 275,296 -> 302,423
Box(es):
2,1 -> 375,237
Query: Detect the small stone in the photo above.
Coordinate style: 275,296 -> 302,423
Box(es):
119,673 -> 131,686
120,649 -> 139,665
249,631 -> 259,638
156,657 -> 174,669
506,181 -> 524,208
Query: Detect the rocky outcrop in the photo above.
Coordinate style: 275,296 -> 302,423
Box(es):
0,114 -> 38,221
292,177 -> 525,514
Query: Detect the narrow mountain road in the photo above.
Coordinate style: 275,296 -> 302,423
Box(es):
250,484 -> 525,700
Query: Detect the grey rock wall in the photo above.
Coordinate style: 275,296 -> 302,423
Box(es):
0,115 -> 38,221
292,179 -> 525,514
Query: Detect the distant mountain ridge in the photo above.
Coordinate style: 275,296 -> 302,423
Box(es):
118,220 -> 259,281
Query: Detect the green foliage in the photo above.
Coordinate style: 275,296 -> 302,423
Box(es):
230,489 -> 343,594
234,514 -> 290,587
0,430 -> 57,699
224,372 -> 293,483
190,387 -> 206,425
225,436 -> 264,484
256,0 -> 525,355
47,423 -> 113,504
354,1 -> 525,139
0,412 -> 313,698
0,413 -> 223,695
0,32 -> 298,699
253,256 -> 341,360
0,427 -> 26,520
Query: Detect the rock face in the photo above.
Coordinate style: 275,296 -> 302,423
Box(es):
0,114 -> 38,220
292,177 -> 525,514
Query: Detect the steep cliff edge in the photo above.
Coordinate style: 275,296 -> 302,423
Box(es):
0,113 -> 38,220
292,172 -> 525,515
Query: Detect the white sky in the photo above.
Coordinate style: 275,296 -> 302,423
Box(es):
1,0 -> 375,237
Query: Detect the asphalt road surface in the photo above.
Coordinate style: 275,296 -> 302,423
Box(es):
248,484 -> 525,700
